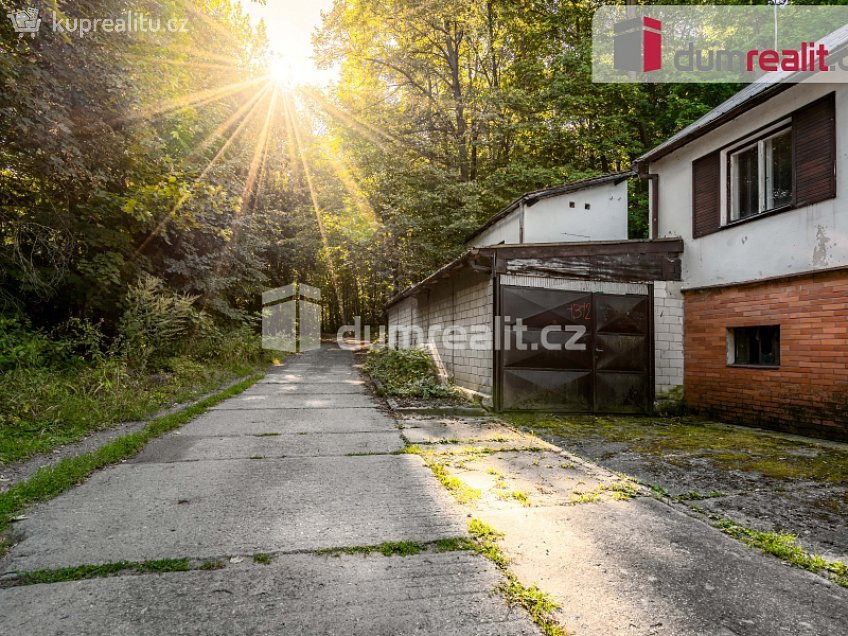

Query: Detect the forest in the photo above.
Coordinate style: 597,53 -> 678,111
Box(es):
0,0 -> 747,458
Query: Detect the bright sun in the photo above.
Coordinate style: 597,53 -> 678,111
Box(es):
269,56 -> 295,89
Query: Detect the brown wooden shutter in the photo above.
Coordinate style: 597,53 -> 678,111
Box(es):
794,92 -> 836,207
692,150 -> 721,238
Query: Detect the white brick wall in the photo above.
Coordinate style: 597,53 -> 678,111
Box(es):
388,272 -> 685,403
387,269 -> 494,399
653,280 -> 684,396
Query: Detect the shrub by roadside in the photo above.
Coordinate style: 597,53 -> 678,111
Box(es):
0,278 -> 275,465
362,347 -> 460,399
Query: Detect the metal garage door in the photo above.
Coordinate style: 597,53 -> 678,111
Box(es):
496,285 -> 652,413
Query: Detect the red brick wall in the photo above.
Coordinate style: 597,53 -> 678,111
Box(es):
684,270 -> 848,441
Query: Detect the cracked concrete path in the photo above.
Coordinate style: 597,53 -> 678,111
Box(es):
0,346 -> 538,636
402,415 -> 848,636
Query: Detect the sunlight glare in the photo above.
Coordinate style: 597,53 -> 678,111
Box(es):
270,56 -> 295,89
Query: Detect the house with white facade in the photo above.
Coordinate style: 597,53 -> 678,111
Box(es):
634,78 -> 847,440
387,173 -> 685,413
466,173 -> 630,247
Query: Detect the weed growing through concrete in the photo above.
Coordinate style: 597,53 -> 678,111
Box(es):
468,518 -> 567,636
14,558 -> 191,586
314,539 -> 473,558
199,560 -> 226,570
714,519 -> 848,588
404,445 -> 482,503
253,553 -> 272,565
497,490 -> 531,506
677,490 -> 727,501
569,480 -> 640,504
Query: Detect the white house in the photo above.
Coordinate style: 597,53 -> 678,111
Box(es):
634,78 -> 847,440
466,173 -> 630,247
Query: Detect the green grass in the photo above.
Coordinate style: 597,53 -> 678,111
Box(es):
0,375 -> 262,542
569,480 -> 641,504
506,413 -> 848,484
427,461 -> 481,504
15,558 -> 190,585
497,489 -> 531,506
252,553 -> 272,565
314,539 -> 475,558
0,357 -> 268,465
714,519 -> 848,587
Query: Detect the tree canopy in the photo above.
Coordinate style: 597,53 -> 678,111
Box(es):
1,0 -> 744,332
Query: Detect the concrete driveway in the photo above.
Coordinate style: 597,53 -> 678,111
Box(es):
0,346 -> 538,635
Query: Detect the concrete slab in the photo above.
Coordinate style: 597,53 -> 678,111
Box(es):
242,382 -> 369,395
260,374 -> 364,384
4,456 -> 467,571
440,450 -> 624,509
477,500 -> 848,636
133,432 -> 404,462
180,408 -> 398,436
402,417 -> 547,447
211,393 -> 376,410
0,553 -> 537,636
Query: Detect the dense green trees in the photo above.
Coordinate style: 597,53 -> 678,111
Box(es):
311,0 -> 740,320
1,0 -> 742,333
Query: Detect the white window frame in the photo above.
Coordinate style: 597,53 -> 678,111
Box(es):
727,120 -> 793,223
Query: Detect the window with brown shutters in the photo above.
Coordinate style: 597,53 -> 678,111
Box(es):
692,150 -> 721,238
691,91 -> 836,239
794,92 -> 836,207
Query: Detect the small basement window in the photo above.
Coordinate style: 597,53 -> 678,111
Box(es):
727,326 -> 780,367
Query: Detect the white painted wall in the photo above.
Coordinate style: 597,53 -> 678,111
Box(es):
474,211 -> 521,246
652,82 -> 848,289
470,180 -> 629,247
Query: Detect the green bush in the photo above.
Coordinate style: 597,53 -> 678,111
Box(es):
363,347 -> 459,399
0,303 -> 269,464
0,316 -> 61,372
117,276 -> 200,370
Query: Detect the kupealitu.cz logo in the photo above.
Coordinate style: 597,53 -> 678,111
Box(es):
6,4 -> 189,38
6,6 -> 40,38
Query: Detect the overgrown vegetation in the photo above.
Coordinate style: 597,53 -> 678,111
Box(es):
0,375 -> 261,544
0,287 -> 271,464
363,347 -> 460,399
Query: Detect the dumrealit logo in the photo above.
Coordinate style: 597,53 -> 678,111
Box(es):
593,6 -> 848,84
614,17 -> 662,72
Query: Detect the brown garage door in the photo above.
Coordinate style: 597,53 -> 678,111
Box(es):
496,284 -> 653,413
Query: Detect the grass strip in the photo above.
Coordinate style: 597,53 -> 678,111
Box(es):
468,518 -> 567,636
313,538 -> 476,558
714,519 -> 848,588
0,374 -> 263,541
16,558 -> 191,585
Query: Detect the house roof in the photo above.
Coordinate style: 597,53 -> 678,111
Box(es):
634,24 -> 848,169
384,238 -> 684,309
464,172 -> 634,244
